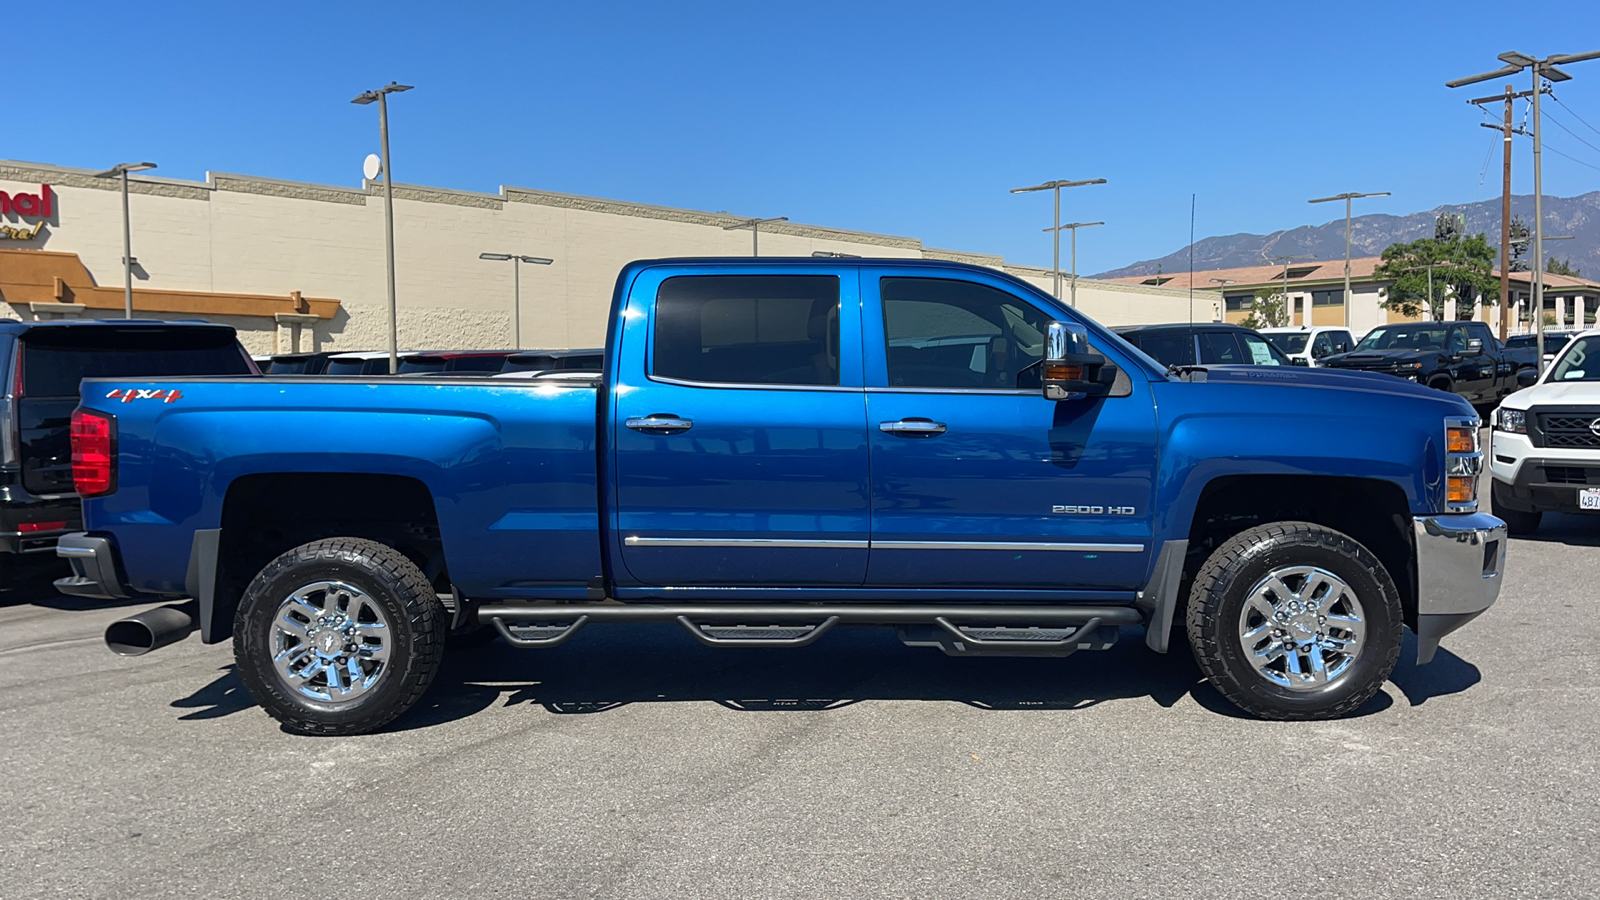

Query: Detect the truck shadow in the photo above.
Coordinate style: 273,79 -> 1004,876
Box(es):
166,626 -> 1483,730
1512,513 -> 1600,548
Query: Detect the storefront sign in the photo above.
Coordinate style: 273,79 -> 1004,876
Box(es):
0,185 -> 54,240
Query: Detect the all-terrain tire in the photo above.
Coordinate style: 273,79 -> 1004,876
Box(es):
1185,522 -> 1403,720
234,538 -> 445,736
1491,483 -> 1542,535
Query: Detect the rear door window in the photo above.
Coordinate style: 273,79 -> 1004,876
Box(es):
1131,332 -> 1195,367
1198,331 -> 1244,364
652,275 -> 840,386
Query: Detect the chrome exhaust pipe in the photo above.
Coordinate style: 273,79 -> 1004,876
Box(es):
105,601 -> 198,657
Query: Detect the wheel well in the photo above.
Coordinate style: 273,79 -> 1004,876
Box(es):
211,473 -> 446,640
1185,475 -> 1417,629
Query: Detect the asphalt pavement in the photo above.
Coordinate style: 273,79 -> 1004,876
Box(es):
2,511 -> 1597,899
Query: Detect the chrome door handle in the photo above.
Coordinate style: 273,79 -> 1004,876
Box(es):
625,414 -> 694,435
879,418 -> 947,437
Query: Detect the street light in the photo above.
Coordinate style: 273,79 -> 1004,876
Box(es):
352,81 -> 414,373
1449,48 -> 1600,368
723,217 -> 788,256
92,161 -> 157,317
1011,178 -> 1106,301
1040,221 -> 1103,308
1266,255 -> 1313,325
1309,190 -> 1390,329
479,253 -> 554,349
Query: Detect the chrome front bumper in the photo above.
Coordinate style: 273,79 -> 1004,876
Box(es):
1413,513 -> 1507,664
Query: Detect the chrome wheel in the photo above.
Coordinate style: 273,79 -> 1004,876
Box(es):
1237,566 -> 1365,691
270,580 -> 391,704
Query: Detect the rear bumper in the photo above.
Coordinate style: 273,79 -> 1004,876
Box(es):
53,533 -> 129,600
1413,513 -> 1507,663
0,494 -> 82,554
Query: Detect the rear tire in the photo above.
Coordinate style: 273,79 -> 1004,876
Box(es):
1186,522 -> 1402,720
234,538 -> 445,736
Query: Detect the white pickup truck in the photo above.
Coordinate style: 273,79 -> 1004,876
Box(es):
1491,328 -> 1600,533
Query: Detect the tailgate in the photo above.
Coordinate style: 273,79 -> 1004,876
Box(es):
18,326 -> 253,495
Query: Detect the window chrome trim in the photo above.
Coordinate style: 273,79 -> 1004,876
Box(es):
872,540 -> 1144,553
646,374 -> 861,393
865,386 -> 1037,395
625,536 -> 870,549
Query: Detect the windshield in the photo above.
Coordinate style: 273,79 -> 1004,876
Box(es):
1264,333 -> 1308,354
1550,336 -> 1600,382
1354,325 -> 1452,352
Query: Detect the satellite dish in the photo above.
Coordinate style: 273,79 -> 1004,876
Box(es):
362,153 -> 382,181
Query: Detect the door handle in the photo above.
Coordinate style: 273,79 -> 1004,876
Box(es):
625,414 -> 694,435
879,417 -> 947,437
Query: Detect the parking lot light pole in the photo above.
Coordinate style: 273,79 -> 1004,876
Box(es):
352,81 -> 413,374
1011,179 -> 1106,300
723,217 -> 788,256
1041,221 -> 1104,308
1449,49 -> 1600,368
1308,191 -> 1390,329
479,253 -> 554,349
92,162 -> 157,317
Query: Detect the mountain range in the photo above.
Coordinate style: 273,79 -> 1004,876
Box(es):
1092,191 -> 1600,280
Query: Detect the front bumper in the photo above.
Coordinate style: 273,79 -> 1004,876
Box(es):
1413,513 -> 1507,664
1488,434 -> 1600,514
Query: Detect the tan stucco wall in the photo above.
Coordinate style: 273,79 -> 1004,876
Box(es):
1,161 -> 1207,355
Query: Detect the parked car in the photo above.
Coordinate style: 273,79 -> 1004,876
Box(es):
1505,331 -> 1578,369
397,350 -> 518,376
1320,320 -> 1537,411
1259,326 -> 1356,367
1489,328 -> 1600,534
1111,323 -> 1294,368
499,349 -> 604,375
322,351 -> 395,376
62,258 -> 1504,733
263,352 -> 331,375
0,320 -> 255,580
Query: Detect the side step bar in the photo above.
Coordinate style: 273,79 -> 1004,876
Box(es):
478,603 -> 1143,655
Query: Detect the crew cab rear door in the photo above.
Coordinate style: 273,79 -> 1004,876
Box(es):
861,270 -> 1158,591
610,267 -> 870,588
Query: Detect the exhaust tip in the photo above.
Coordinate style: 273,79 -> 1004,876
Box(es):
104,601 -> 198,657
105,619 -> 159,656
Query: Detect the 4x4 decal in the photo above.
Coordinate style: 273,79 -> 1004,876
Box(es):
106,388 -> 183,403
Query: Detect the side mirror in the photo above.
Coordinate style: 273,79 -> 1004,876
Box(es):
1517,367 -> 1540,388
1043,321 -> 1112,400
1464,338 -> 1484,357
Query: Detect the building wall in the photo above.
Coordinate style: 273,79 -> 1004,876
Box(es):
1,160 -> 1210,355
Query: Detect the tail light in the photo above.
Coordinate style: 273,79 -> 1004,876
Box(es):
70,408 -> 116,497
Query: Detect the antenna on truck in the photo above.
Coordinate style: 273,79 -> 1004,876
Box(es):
1188,193 -> 1196,325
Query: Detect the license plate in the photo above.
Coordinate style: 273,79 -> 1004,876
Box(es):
1582,488 -> 1600,511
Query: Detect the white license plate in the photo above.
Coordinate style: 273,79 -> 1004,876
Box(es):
1582,488 -> 1600,511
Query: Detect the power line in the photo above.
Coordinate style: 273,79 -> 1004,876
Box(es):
1550,92 -> 1600,139
1542,108 -> 1600,157
1542,140 -> 1600,172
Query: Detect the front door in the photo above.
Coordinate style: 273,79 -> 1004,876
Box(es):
861,271 -> 1158,592
611,268 -> 870,588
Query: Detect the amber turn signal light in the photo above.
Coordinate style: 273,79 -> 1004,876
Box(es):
1447,426 -> 1476,454
1045,365 -> 1084,381
1447,475 -> 1477,505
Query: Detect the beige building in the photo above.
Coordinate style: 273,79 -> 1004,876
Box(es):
0,159 -> 1215,355
1111,257 -> 1600,336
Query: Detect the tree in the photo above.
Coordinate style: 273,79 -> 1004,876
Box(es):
1374,233 -> 1500,321
1239,287 -> 1289,329
1547,257 -> 1581,277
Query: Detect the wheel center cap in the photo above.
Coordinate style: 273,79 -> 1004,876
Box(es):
315,630 -> 345,656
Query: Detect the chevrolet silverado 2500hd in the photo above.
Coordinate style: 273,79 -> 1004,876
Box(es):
59,259 -> 1507,734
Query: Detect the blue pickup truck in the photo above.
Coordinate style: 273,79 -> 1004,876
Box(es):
59,259 -> 1507,734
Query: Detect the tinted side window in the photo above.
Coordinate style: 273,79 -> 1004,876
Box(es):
20,331 -> 251,398
1198,331 -> 1243,364
653,275 -> 839,386
1134,332 -> 1195,367
880,278 -> 1047,389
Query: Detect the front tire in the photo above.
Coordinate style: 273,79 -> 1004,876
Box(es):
1491,487 -> 1542,535
234,538 -> 445,736
1186,522 -> 1403,720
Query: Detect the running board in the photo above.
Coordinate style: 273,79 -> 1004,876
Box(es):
897,616 -> 1114,658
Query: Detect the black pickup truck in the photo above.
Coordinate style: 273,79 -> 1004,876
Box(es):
1320,320 -> 1538,412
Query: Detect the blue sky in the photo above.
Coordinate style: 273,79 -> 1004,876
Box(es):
13,1 -> 1600,274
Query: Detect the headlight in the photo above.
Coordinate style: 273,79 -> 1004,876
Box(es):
1397,361 -> 1423,370
1496,408 -> 1526,434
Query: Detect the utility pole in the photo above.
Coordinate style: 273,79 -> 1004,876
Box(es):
723,217 -> 788,256
1010,178 -> 1106,300
1041,221 -> 1103,307
1468,86 -> 1534,340
1308,191 -> 1389,329
1449,49 -> 1600,369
